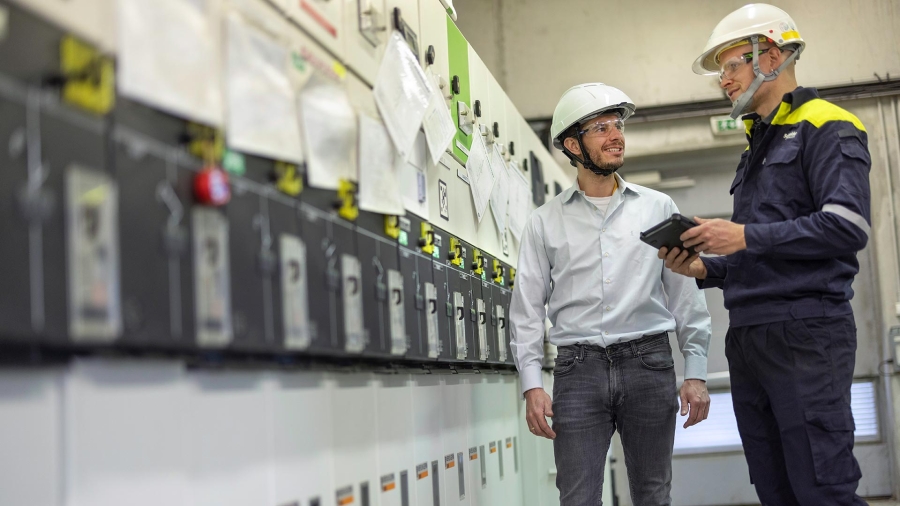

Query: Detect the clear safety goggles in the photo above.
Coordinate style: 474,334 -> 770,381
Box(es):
717,49 -> 770,83
578,118 -> 625,138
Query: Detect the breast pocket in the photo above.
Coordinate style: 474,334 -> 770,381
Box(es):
759,141 -> 805,204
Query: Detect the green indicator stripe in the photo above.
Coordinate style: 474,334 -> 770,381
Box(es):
446,15 -> 472,163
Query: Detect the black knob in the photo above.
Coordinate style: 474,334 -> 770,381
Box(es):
509,142 -> 515,155
493,122 -> 499,138
474,100 -> 482,117
426,45 -> 435,65
449,250 -> 458,260
451,76 -> 460,95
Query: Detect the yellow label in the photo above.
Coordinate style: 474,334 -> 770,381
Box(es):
60,36 -> 114,115
420,222 -> 435,255
471,249 -> 484,275
384,215 -> 401,239
336,179 -> 359,221
332,61 -> 347,80
781,30 -> 800,41
492,259 -> 504,283
449,237 -> 463,266
274,162 -> 303,196
185,123 -> 224,163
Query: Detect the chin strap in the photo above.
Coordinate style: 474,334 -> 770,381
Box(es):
729,35 -> 803,119
561,131 -> 617,177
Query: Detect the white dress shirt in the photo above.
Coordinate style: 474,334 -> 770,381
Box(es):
510,173 -> 711,394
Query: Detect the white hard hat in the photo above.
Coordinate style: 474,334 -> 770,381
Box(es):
693,3 -> 805,75
550,83 -> 635,150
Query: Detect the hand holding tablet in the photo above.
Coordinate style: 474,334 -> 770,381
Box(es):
639,214 -> 699,256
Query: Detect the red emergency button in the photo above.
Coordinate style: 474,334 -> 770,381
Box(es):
193,165 -> 231,206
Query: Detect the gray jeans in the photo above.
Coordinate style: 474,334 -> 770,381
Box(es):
552,333 -> 678,506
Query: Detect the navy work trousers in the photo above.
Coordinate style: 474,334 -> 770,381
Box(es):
726,314 -> 867,505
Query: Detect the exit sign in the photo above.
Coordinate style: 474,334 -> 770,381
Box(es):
710,115 -> 744,136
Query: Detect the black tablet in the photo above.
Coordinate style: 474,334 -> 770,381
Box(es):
639,214 -> 699,256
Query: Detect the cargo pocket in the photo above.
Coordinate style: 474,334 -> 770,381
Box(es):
804,407 -> 862,485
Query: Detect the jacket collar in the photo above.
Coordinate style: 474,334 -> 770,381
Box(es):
742,86 -> 819,125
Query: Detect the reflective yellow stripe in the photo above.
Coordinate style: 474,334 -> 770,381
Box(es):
771,98 -> 866,132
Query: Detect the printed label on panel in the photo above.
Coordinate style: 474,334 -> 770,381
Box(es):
425,282 -> 439,357
192,207 -> 232,347
453,291 -> 466,359
342,254 -> 365,352
388,269 -> 407,355
66,166 -> 121,341
280,234 -> 311,349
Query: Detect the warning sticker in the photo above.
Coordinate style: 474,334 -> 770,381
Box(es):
417,462 -> 429,480
381,473 -> 396,492
445,453 -> 455,469
489,442 -> 497,454
469,447 -> 478,460
336,485 -> 353,505
506,437 -> 513,449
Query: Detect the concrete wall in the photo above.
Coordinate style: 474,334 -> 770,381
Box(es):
456,0 -> 900,119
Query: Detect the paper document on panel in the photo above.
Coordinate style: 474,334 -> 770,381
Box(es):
225,13 -> 303,163
299,74 -> 357,189
358,114 -> 405,216
118,0 -> 223,126
489,152 -> 511,234
422,69 -> 456,166
373,31 -> 433,162
465,133 -> 495,223
398,131 -> 429,220
507,162 -> 531,241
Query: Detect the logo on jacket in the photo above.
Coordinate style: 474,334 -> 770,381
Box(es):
784,131 -> 798,140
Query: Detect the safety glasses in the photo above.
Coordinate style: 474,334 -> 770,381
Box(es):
717,49 -> 770,83
578,118 -> 625,138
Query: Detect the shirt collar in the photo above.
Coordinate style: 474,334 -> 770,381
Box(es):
562,172 -> 639,204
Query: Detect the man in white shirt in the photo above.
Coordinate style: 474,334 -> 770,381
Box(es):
510,83 -> 712,506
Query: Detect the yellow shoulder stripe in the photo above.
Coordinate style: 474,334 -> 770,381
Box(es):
772,98 -> 866,132
743,118 -> 755,137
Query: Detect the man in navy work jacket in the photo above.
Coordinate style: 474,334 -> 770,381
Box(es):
661,4 -> 871,506
511,83 -> 712,506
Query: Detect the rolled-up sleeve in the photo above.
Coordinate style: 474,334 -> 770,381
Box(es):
510,214 -> 551,395
663,201 -> 711,381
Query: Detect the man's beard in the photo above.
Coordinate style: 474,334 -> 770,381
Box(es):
586,146 -> 624,174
